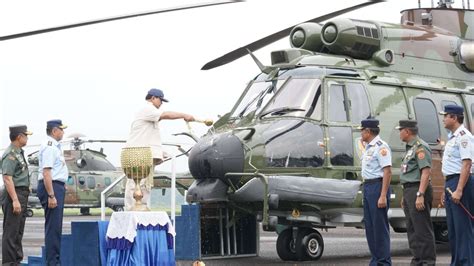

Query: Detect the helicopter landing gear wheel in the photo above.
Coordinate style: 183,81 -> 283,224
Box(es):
276,228 -> 297,261
113,206 -> 124,212
25,209 -> 34,217
295,228 -> 324,261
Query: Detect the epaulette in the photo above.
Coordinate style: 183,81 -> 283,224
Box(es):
47,141 -> 52,146
376,140 -> 383,146
459,130 -> 465,136
7,152 -> 17,161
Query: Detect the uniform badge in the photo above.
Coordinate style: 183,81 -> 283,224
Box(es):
401,163 -> 407,173
461,140 -> 468,148
380,148 -> 388,156
376,141 -> 383,146
7,155 -> 16,161
417,151 -> 425,160
47,141 -> 52,146
459,130 -> 465,136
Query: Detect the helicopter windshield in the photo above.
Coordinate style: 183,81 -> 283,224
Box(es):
260,78 -> 321,119
231,78 -> 286,118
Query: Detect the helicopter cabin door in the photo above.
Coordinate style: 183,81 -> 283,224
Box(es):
404,88 -> 465,207
326,80 -> 371,181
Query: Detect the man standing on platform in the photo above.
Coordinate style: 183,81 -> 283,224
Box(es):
37,119 -> 68,266
397,120 -> 436,265
439,105 -> 474,265
2,125 -> 33,265
359,118 -> 392,266
125,88 -> 194,210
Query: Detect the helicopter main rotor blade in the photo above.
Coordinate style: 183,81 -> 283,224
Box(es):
0,0 -> 243,41
201,0 -> 384,70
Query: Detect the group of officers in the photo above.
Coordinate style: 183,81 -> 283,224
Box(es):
360,104 -> 474,266
1,93 -> 473,265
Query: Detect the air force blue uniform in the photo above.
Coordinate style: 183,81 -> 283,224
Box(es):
441,105 -> 474,266
37,120 -> 68,266
360,119 -> 392,266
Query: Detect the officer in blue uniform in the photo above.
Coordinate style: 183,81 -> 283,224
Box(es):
439,105 -> 474,266
359,119 -> 392,266
37,119 -> 68,266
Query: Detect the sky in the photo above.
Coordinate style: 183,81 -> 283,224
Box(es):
0,0 -> 466,171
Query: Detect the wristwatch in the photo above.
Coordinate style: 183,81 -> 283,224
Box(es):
48,194 -> 55,199
416,191 -> 424,197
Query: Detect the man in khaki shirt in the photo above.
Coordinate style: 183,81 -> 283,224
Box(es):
125,88 -> 194,210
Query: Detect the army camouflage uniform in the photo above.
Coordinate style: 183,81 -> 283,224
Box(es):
400,137 -> 436,265
1,144 -> 30,265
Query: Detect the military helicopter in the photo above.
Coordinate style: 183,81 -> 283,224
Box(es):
0,0 -> 472,262
183,0 -> 474,261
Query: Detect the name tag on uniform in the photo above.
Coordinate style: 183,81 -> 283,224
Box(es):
401,163 -> 407,173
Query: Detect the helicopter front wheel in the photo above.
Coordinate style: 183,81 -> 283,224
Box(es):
295,228 -> 324,261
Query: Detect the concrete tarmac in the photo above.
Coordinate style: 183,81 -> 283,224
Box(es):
0,215 -> 451,265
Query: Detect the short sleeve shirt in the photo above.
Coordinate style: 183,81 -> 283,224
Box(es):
442,125 -> 474,176
126,102 -> 164,159
361,135 -> 392,180
38,136 -> 68,183
400,137 -> 432,184
1,144 -> 30,187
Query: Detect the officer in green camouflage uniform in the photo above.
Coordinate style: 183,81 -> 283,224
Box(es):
397,120 -> 436,266
1,125 -> 33,265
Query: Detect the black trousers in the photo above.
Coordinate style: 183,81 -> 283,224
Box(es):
402,184 -> 436,266
2,187 -> 29,266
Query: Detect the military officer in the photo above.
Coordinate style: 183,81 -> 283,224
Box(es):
37,119 -> 69,266
359,119 -> 392,266
439,105 -> 474,266
397,120 -> 436,265
1,125 -> 33,265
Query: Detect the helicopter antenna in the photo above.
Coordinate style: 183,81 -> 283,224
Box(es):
432,0 -> 435,7
419,0 -> 422,8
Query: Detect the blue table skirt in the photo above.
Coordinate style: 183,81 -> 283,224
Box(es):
106,224 -> 175,266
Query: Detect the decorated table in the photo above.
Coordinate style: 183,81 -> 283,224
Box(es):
106,211 -> 175,266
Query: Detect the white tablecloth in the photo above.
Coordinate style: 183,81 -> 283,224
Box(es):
106,211 -> 175,243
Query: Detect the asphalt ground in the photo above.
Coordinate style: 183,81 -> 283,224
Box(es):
0,215 -> 452,265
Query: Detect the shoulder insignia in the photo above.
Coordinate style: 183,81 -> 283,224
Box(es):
376,141 -> 383,146
461,140 -> 468,148
7,155 -> 16,161
417,151 -> 425,160
47,141 -> 52,146
380,148 -> 388,156
416,147 -> 425,153
459,130 -> 465,136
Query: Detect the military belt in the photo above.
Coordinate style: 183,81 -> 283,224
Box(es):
402,182 -> 420,189
445,174 -> 460,181
14,186 -> 29,191
363,177 -> 382,184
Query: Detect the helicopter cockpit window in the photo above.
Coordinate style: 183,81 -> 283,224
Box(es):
329,84 -> 349,122
329,127 -> 354,166
413,98 -> 440,144
231,80 -> 284,118
260,79 -> 321,119
264,120 -> 324,168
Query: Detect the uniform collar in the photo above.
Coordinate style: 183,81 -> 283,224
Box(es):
367,135 -> 381,147
449,124 -> 466,139
8,143 -> 22,153
406,137 -> 418,147
47,136 -> 60,147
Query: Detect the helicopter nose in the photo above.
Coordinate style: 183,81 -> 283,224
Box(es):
188,133 -> 244,179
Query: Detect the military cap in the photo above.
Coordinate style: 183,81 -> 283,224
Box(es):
395,120 -> 418,130
147,88 -> 169,102
9,125 -> 33,135
46,119 -> 67,129
358,119 -> 379,129
439,105 -> 464,115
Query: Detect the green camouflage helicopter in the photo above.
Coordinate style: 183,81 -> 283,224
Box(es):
184,0 -> 474,261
